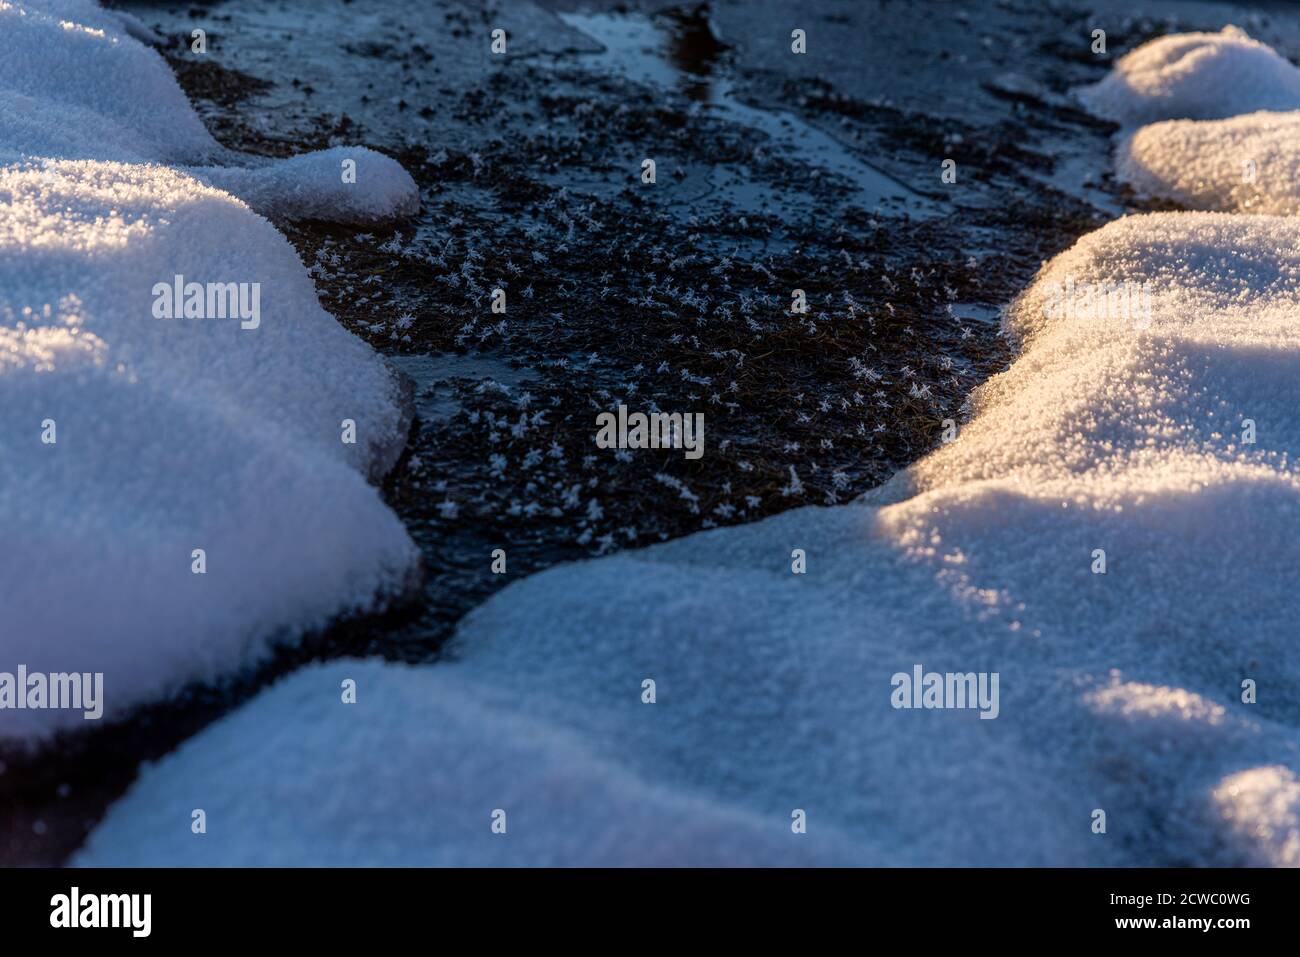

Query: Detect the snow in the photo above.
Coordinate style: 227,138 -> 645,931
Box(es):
67,22 -> 1300,865
0,0 -> 420,740
1212,766 -> 1300,867
1118,111 -> 1300,215
76,659 -> 855,866
1077,26 -> 1300,126
1078,29 -> 1300,217
0,0 -> 221,164
0,0 -> 418,221
79,208 -> 1300,865
193,149 -> 419,225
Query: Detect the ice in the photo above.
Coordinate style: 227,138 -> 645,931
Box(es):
1077,26 -> 1300,126
78,211 -> 1300,865
0,0 -> 420,740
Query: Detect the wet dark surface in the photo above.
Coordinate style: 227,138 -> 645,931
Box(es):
7,0 -> 1297,865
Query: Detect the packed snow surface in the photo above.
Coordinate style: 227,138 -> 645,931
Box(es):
80,209 -> 1300,865
0,0 -> 420,739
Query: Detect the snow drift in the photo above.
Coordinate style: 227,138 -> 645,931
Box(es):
0,0 -> 418,222
0,0 -> 420,739
1118,110 -> 1300,215
80,209 -> 1300,865
1078,25 -> 1300,126
76,659 -> 857,866
1084,28 -> 1300,215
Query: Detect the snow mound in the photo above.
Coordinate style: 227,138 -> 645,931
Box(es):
194,148 -> 419,225
1116,111 -> 1300,215
0,160 -> 420,740
81,213 -> 1300,864
1212,766 -> 1300,867
0,0 -> 221,164
1077,26 -> 1300,126
0,1 -> 421,740
0,0 -> 418,222
75,660 -> 856,867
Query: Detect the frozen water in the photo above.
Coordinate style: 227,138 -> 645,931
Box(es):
555,11 -> 930,217
388,353 -> 538,424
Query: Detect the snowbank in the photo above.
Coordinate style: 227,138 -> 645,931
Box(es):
0,0 -> 220,164
1079,29 -> 1300,216
1117,111 -> 1300,215
76,660 -> 856,866
194,149 -> 420,224
1078,26 -> 1300,126
0,1 -> 420,740
79,213 -> 1300,865
0,0 -> 418,220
